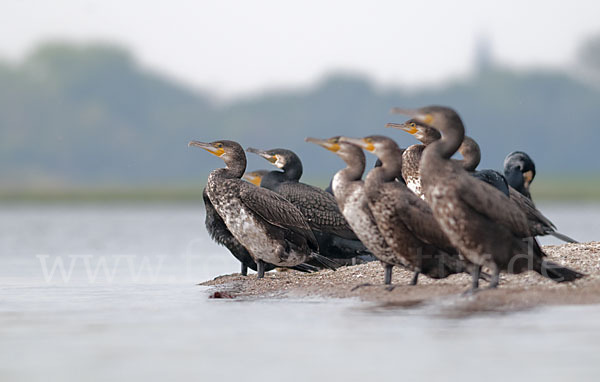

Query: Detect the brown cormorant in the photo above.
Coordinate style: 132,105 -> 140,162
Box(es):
390,106 -> 583,291
504,151 -> 535,199
247,147 -> 374,262
305,137 -> 401,285
390,120 -> 577,243
190,140 -> 336,278
339,135 -> 480,286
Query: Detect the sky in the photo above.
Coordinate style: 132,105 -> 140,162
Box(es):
2,0 -> 600,98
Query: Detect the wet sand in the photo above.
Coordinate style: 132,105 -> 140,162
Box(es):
200,242 -> 600,316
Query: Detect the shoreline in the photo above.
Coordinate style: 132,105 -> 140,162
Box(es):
200,242 -> 600,316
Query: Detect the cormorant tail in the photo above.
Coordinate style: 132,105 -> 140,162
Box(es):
549,231 -> 579,244
290,263 -> 319,273
538,260 -> 584,282
311,253 -> 340,271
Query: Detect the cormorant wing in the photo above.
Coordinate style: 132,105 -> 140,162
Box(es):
203,188 -> 267,272
457,174 -> 532,237
276,182 -> 357,239
239,186 -> 319,250
508,186 -> 557,233
390,186 -> 455,251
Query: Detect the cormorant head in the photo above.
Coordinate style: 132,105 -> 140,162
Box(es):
338,135 -> 399,159
390,105 -> 462,129
246,147 -> 302,171
386,119 -> 441,145
188,140 -> 246,166
504,151 -> 536,196
305,136 -> 365,167
340,136 -> 403,180
242,170 -> 269,186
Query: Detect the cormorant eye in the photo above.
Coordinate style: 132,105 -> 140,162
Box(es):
409,122 -> 416,128
215,143 -> 223,148
365,138 -> 373,143
329,138 -> 339,143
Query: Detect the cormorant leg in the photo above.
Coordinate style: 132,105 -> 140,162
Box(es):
352,257 -> 357,266
410,270 -> 420,286
350,283 -> 373,291
257,259 -> 265,279
241,263 -> 248,276
384,264 -> 393,285
487,266 -> 500,289
463,265 -> 481,295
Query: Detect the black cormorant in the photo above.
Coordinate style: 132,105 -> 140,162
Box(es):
247,147 -> 374,262
504,151 -> 536,199
390,106 -> 583,291
190,139 -> 335,278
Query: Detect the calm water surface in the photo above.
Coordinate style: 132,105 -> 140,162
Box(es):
1,202 -> 599,381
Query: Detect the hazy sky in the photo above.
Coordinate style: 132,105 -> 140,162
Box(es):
2,0 -> 599,97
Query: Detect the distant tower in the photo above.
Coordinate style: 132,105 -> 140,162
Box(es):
475,35 -> 493,73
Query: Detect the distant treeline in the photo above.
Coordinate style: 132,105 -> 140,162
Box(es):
1,42 -> 600,190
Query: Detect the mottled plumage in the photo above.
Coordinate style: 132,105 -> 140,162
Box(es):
307,136 -> 408,285
343,135 -> 476,284
391,106 -> 583,290
390,118 -> 575,242
191,140 -> 334,278
401,144 -> 426,199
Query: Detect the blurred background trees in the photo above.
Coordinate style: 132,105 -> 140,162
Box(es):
1,38 -> 599,192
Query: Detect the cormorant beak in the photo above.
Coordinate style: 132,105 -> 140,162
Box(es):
242,172 -> 263,186
339,137 -> 375,152
246,147 -> 277,164
386,122 -> 418,135
390,107 -> 434,125
188,140 -> 225,157
305,137 -> 340,152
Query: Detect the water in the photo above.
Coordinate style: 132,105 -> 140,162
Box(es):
1,202 -> 600,381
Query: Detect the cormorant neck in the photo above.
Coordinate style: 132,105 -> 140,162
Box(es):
260,171 -> 286,191
429,115 -> 465,159
375,147 -> 403,182
365,149 -> 402,197
214,155 -> 246,179
283,163 -> 303,182
338,152 -> 365,182
458,137 -> 481,172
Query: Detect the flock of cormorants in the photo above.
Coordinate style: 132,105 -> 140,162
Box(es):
190,105 -> 583,293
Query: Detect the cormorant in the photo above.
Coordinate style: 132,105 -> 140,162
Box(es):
190,139 -> 336,278
390,106 -> 583,291
390,120 -> 577,243
203,167 -> 320,276
203,188 -> 317,276
340,135 -> 480,286
305,137 -> 402,285
247,147 -> 374,263
504,151 -> 536,199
